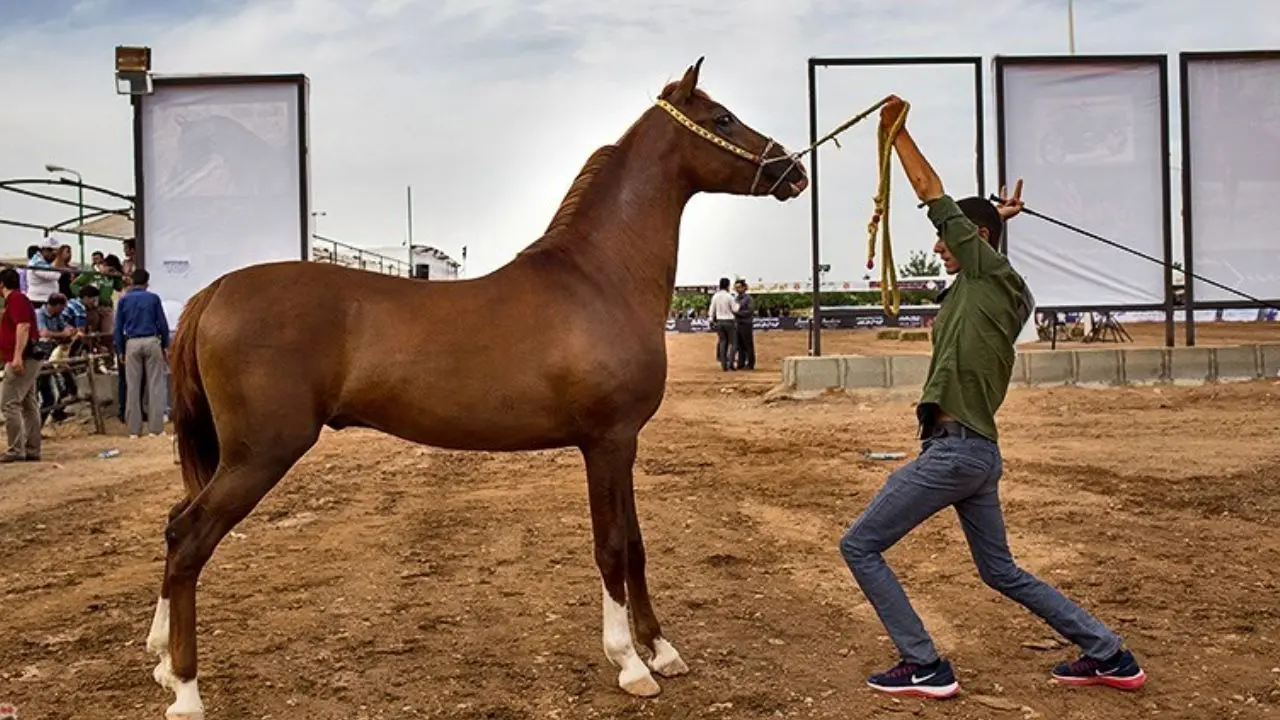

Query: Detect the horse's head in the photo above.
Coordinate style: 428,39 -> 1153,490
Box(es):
655,57 -> 808,202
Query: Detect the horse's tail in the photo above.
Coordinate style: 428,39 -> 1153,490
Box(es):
171,278 -> 225,502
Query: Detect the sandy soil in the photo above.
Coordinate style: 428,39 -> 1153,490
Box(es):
2,323 -> 1279,720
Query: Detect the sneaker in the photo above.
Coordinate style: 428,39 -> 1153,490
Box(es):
866,658 -> 960,699
1052,649 -> 1147,691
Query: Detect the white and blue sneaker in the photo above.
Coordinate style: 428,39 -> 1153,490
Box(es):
866,658 -> 961,699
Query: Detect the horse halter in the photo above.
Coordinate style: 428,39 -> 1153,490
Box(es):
655,98 -> 802,196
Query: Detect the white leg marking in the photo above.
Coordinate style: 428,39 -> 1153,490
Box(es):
147,597 -> 170,655
601,583 -> 660,697
147,596 -> 205,718
167,678 -> 205,719
648,637 -> 689,677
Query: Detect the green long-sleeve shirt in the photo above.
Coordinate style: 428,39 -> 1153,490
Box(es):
917,195 -> 1035,443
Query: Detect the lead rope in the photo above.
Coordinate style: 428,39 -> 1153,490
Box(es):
659,94 -> 911,316
865,99 -> 909,317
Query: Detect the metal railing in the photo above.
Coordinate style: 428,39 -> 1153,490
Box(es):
310,234 -> 411,278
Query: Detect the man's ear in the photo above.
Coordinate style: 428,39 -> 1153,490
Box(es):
665,56 -> 704,104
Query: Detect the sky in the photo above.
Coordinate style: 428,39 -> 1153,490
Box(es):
0,0 -> 1276,286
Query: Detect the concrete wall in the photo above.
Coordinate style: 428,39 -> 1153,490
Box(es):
780,344 -> 1280,393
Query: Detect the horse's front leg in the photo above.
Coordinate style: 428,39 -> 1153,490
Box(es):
582,435 -> 661,697
620,468 -> 688,679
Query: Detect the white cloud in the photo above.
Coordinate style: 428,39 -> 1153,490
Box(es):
0,0 -> 1276,286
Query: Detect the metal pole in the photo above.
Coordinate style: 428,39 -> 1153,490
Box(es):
406,184 -> 414,278
76,175 -> 85,267
807,59 -> 822,356
1068,0 -> 1077,54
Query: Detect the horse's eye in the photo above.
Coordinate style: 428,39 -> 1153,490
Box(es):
714,114 -> 734,128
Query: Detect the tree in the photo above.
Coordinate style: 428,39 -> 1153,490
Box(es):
899,249 -> 941,278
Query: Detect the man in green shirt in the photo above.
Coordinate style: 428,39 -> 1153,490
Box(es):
838,97 -> 1146,699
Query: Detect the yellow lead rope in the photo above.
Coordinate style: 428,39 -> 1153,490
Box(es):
865,99 -> 909,317
657,93 -> 911,316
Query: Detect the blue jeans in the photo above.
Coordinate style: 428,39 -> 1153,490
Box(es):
839,428 -> 1123,665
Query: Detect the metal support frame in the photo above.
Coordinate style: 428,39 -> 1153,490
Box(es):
0,178 -> 134,246
130,73 -> 311,274
806,56 -> 985,356
993,53 -> 1177,347
1178,50 -> 1280,347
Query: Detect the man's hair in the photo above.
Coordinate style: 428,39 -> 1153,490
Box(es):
131,268 -> 150,286
123,239 -> 136,249
78,284 -> 100,299
0,267 -> 19,290
956,196 -> 1004,250
718,277 -> 730,290
47,293 -> 67,306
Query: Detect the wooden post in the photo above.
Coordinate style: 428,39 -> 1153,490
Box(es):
85,353 -> 106,435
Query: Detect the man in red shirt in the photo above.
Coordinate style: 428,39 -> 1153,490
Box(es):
1,267 -> 44,463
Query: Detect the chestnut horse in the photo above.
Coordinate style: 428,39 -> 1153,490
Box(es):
146,58 -> 808,718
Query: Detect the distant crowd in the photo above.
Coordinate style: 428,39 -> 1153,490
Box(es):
1,236 -> 171,463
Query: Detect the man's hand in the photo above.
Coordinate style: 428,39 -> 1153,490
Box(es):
879,95 -> 908,132
995,179 -> 1025,220
8,358 -> 24,376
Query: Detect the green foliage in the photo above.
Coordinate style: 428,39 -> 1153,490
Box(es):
899,249 -> 941,278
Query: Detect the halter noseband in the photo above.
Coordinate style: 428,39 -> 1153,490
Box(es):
655,98 -> 802,196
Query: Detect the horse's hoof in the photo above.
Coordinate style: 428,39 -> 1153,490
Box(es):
620,671 -> 662,697
648,638 -> 689,678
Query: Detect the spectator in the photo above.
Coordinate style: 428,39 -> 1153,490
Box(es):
25,238 -> 60,307
732,279 -> 756,370
72,254 -> 124,370
90,250 -> 104,268
0,267 -> 43,463
114,269 -> 169,438
708,277 -> 739,372
122,239 -> 136,277
19,244 -> 39,294
35,293 -> 78,424
68,284 -> 110,367
53,244 -> 76,298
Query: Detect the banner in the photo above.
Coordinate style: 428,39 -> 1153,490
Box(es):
666,308 -> 940,333
997,58 -> 1169,308
1183,55 -> 1280,303
138,76 -> 310,326
664,307 -> 1275,333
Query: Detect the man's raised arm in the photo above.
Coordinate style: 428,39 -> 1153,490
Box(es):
879,97 -> 1017,278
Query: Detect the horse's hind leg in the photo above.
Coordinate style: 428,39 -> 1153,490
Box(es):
582,435 -> 661,697
152,443 -> 312,719
146,499 -> 191,658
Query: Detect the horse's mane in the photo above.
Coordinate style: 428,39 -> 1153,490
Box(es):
517,144 -> 618,258
544,145 -> 617,235
517,83 -> 710,259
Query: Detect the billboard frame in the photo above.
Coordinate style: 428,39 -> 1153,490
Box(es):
130,73 -> 312,275
993,53 -> 1176,347
1178,49 -> 1280,346
806,55 -> 985,356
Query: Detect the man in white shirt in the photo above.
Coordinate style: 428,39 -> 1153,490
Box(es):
25,237 -> 61,308
708,277 -> 739,371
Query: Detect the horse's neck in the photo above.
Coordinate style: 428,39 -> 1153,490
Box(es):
567,124 -> 692,310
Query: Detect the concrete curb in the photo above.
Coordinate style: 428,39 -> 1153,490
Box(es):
780,344 -> 1280,393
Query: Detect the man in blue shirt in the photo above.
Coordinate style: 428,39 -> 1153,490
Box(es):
114,269 -> 170,437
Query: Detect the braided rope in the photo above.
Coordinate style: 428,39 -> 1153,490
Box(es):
866,100 -> 909,317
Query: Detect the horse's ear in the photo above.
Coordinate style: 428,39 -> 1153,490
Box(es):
667,56 -> 704,104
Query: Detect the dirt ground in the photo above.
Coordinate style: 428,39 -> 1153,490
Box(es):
2,323 -> 1279,720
